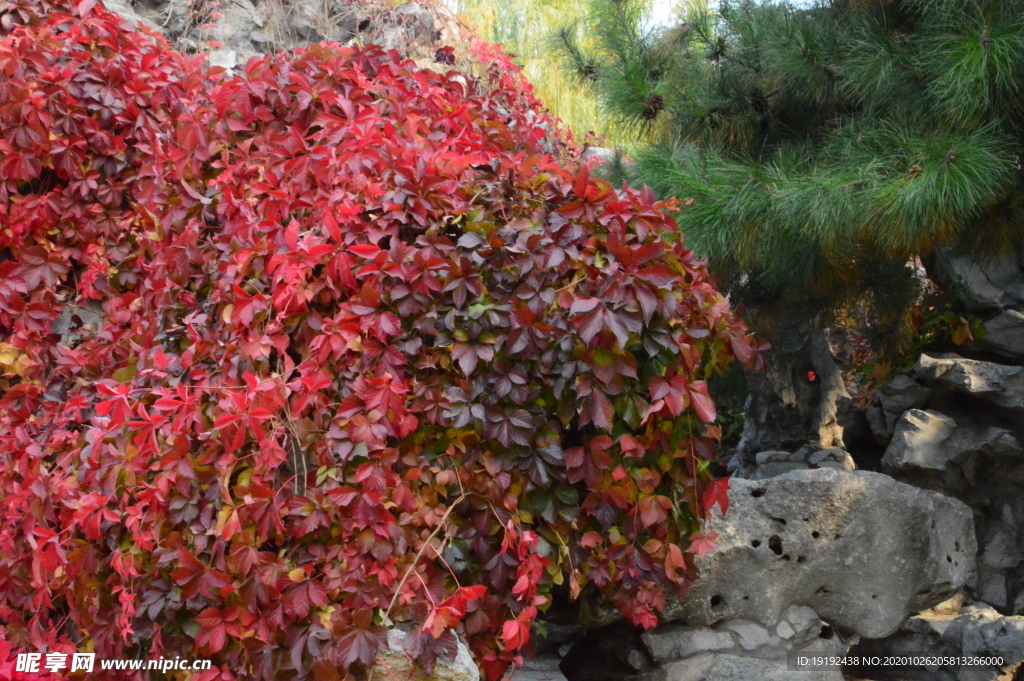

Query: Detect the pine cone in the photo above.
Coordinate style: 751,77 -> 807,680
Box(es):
642,95 -> 664,120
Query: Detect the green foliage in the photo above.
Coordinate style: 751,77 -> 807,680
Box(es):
562,0 -> 1024,352
450,0 -> 631,145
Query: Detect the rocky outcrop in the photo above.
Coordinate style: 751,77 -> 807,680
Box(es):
982,310 -> 1024,362
916,353 -> 1024,415
664,470 -> 976,638
730,444 -> 856,480
366,631 -> 479,681
935,246 -> 1024,313
107,0 -> 470,72
883,409 -> 1020,479
641,605 -> 845,668
849,596 -> 1024,681
865,375 -> 933,444
557,605 -> 848,681
882,409 -> 959,472
734,325 -> 858,461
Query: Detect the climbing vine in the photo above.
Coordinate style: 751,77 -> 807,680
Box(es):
0,1 -> 763,678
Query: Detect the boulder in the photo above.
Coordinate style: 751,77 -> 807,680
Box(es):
664,469 -> 976,639
735,445 -> 856,480
641,626 -> 737,663
883,409 -> 959,472
857,599 -> 1024,681
866,375 -> 933,443
982,310 -> 1024,362
937,247 -> 1024,313
916,354 -> 1024,415
366,631 -> 478,681
581,146 -> 616,166
517,654 -> 569,681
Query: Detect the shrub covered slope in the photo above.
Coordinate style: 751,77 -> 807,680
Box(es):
0,1 -> 761,678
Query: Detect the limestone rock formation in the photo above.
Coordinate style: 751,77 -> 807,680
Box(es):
851,596 -> 1024,681
883,409 -> 1020,478
865,375 -> 933,444
664,469 -> 976,639
366,631 -> 479,681
936,246 -> 1024,313
982,310 -> 1024,362
731,444 -> 856,480
916,354 -> 1024,415
106,0 -> 470,72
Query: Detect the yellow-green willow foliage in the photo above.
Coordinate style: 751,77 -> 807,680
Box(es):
448,0 -> 629,145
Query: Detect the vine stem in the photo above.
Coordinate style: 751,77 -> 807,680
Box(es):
368,489 -> 466,681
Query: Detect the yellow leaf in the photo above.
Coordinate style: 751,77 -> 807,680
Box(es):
221,304 -> 235,324
112,362 -> 137,383
288,568 -> 305,583
952,318 -> 973,345
569,571 -> 581,600
0,342 -> 20,367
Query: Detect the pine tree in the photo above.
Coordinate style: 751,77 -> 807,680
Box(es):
562,0 -> 1024,452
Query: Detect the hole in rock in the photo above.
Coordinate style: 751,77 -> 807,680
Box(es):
819,625 -> 833,639
751,539 -> 761,548
812,531 -> 820,539
751,489 -> 767,498
833,534 -> 842,540
955,542 -> 960,551
871,594 -> 877,599
743,596 -> 749,601
781,554 -> 791,561
815,586 -> 830,595
770,516 -> 788,526
797,556 -> 807,563
946,555 -> 952,563
710,595 -> 724,608
768,535 -> 783,556
357,18 -> 370,31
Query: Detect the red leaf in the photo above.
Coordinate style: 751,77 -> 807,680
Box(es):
334,626 -> 383,669
687,531 -> 718,557
688,381 -> 717,423
348,244 -> 380,258
701,478 -> 730,516
583,389 -> 614,430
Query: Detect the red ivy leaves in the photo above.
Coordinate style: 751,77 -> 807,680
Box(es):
701,477 -> 731,516
0,1 -> 763,680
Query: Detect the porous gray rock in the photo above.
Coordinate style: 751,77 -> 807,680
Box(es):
640,605 -> 843,669
664,469 -> 976,638
107,0 -> 468,74
641,626 -> 736,663
916,354 -> 1024,415
517,654 -> 568,681
883,409 -> 959,472
732,445 -> 855,480
982,310 -> 1024,361
862,599 -> 1024,681
367,630 -> 478,681
581,146 -> 616,166
866,375 -> 934,443
937,247 -> 1024,312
